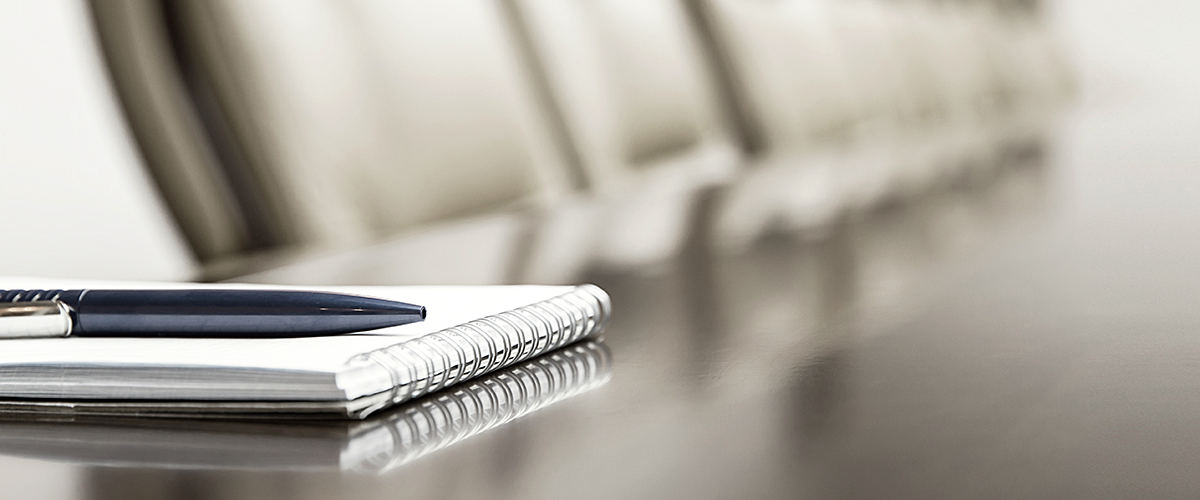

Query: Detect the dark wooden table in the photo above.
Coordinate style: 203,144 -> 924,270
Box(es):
15,113 -> 1192,500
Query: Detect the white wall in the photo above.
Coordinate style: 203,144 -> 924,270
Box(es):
0,0 -> 195,281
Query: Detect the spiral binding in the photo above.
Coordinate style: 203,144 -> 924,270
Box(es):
0,290 -> 66,302
351,339 -> 612,474
350,285 -> 611,410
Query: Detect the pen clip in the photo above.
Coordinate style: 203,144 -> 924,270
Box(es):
0,301 -> 73,339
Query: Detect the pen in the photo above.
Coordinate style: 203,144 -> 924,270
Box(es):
0,289 -> 426,339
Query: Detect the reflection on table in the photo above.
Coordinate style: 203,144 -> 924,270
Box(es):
0,341 -> 610,475
69,116 -> 1055,499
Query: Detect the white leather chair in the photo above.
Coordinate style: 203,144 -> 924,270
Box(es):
511,0 -> 741,281
697,0 -> 872,250
698,0 -> 1072,251
171,0 -> 567,246
101,0 -> 576,284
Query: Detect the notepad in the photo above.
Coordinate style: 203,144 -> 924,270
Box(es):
0,278 -> 611,419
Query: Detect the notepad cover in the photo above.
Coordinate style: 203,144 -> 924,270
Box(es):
0,278 -> 610,419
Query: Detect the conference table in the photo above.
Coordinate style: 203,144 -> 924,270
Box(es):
4,56 -> 1200,499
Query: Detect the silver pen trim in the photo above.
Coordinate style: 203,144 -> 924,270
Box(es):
0,300 -> 73,339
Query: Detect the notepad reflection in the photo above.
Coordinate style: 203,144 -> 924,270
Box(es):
0,340 -> 611,474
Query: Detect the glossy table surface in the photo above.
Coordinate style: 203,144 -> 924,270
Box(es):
5,2 -> 1200,499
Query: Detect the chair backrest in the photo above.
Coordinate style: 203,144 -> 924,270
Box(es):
697,0 -> 866,153
510,0 -> 737,191
90,0 -> 257,262
95,0 -> 569,266
174,0 -> 569,246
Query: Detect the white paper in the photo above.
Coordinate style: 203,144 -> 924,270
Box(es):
0,277 -> 575,402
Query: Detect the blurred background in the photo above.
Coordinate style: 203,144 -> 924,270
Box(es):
0,0 -> 1073,286
8,0 -> 1200,498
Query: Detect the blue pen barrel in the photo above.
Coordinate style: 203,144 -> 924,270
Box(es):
66,289 -> 425,337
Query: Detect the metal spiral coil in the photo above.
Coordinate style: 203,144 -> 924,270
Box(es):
352,339 -> 612,473
352,285 -> 611,409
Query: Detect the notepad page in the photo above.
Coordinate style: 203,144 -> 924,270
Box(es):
0,278 -> 577,401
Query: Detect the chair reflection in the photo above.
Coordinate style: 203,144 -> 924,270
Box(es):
672,134 -> 1053,399
521,135 -> 1055,495
69,135 -> 1050,499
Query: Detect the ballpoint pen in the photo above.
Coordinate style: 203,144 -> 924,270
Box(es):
0,289 -> 426,339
